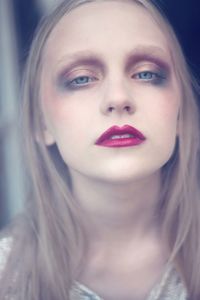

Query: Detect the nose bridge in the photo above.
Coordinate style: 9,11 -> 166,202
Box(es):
107,72 -> 127,98
100,67 -> 135,115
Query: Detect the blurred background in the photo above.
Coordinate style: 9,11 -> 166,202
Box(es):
0,0 -> 200,229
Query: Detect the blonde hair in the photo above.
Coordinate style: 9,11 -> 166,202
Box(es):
1,0 -> 200,299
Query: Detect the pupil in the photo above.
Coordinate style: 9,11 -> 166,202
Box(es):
77,77 -> 87,83
141,72 -> 152,79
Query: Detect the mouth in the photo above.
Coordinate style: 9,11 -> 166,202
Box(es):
95,125 -> 146,148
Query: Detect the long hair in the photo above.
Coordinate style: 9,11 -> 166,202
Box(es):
0,0 -> 200,299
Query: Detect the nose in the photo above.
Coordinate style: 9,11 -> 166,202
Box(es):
100,77 -> 135,116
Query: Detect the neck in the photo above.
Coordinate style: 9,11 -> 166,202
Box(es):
70,171 -> 162,244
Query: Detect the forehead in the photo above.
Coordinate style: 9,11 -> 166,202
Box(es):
44,1 -> 171,64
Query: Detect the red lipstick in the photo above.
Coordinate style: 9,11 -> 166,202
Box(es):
95,125 -> 146,148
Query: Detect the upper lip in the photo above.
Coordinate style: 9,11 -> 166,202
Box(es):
95,125 -> 146,144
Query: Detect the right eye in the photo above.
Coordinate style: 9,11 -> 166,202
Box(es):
62,75 -> 98,90
70,76 -> 94,86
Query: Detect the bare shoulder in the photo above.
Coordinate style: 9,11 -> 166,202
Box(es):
0,236 -> 13,277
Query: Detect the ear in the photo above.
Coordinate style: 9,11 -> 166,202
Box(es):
37,110 -> 56,146
43,128 -> 56,146
37,115 -> 56,146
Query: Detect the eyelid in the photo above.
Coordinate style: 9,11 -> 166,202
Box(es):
131,61 -> 167,72
125,53 -> 171,75
58,73 -> 100,92
56,63 -> 103,81
61,67 -> 97,77
131,62 -> 168,78
57,67 -> 99,87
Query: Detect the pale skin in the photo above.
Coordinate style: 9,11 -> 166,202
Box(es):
40,1 -> 181,299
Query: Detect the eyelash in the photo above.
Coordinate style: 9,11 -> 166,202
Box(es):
67,76 -> 97,89
133,70 -> 166,85
62,70 -> 166,90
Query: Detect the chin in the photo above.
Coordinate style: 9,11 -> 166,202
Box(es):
90,164 -> 162,185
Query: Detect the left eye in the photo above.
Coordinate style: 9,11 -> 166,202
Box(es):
132,70 -> 167,85
135,71 -> 157,80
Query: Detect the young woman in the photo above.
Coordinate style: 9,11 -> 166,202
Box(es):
0,0 -> 200,299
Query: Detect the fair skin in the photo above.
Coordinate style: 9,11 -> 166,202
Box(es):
41,1 -> 181,299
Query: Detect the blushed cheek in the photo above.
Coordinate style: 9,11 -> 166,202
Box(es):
154,89 -> 180,123
41,82 -> 72,132
143,89 -> 180,146
40,71 -> 68,123
160,102 -> 179,123
159,100 -> 180,145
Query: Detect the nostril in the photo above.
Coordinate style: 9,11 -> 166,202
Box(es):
124,106 -> 131,112
108,106 -> 114,112
106,104 -> 133,114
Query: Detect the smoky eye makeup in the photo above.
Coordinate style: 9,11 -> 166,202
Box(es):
125,50 -> 172,85
54,50 -> 171,91
62,76 -> 98,91
54,55 -> 105,91
56,65 -> 168,92
56,66 -> 101,91
131,63 -> 169,86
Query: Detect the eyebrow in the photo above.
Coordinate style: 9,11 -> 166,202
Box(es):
54,45 -> 171,76
125,45 -> 171,71
55,52 -> 105,75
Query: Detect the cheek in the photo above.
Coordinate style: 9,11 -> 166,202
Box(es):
41,86 -> 93,146
41,72 -> 76,132
41,83 -> 75,132
142,87 -> 180,124
141,89 -> 180,157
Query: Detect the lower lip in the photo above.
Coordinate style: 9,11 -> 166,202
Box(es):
96,137 -> 145,148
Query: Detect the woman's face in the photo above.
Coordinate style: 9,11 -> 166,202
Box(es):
41,1 -> 181,184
